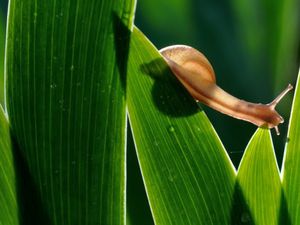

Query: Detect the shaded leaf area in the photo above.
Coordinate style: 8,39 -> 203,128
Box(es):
0,107 -> 18,225
127,27 -> 236,225
233,128 -> 281,225
5,0 -> 135,224
282,69 -> 300,225
135,0 -> 300,167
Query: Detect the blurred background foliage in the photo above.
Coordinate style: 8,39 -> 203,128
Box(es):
135,0 -> 300,167
0,0 -> 7,107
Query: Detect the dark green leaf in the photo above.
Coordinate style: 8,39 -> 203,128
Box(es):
6,0 -> 136,224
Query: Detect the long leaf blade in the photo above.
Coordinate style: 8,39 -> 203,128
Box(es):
235,128 -> 281,225
5,0 -> 135,224
282,68 -> 300,225
127,27 -> 236,225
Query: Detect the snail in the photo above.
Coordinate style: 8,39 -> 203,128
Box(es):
159,45 -> 293,135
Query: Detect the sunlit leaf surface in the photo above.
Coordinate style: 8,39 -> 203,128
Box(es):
5,0 -> 136,224
127,27 -> 236,225
236,128 -> 281,225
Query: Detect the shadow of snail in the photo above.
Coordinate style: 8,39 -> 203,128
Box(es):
140,57 -> 200,118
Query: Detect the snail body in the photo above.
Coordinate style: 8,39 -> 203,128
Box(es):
159,45 -> 293,135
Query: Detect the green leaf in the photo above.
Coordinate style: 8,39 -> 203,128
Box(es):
235,128 -> 281,225
282,68 -> 300,225
5,0 -> 135,224
127,27 -> 236,225
0,107 -> 18,225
